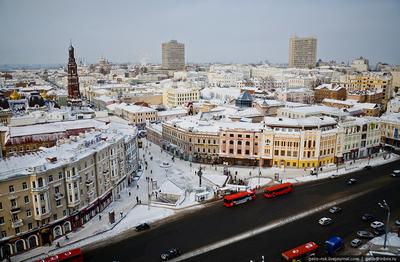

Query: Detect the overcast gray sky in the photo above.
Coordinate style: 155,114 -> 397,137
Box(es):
1,0 -> 399,65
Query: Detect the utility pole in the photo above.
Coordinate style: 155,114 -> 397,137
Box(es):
378,200 -> 390,250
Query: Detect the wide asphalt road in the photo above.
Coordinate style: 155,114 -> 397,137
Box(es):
84,160 -> 400,262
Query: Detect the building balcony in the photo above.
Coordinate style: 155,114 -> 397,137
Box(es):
10,207 -> 21,214
87,190 -> 95,197
54,192 -> 64,200
65,174 -> 80,182
11,219 -> 23,229
85,180 -> 94,187
31,185 -> 49,192
34,211 -> 51,220
8,194 -> 18,200
67,199 -> 80,208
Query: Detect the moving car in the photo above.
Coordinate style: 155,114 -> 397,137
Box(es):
347,178 -> 357,185
329,206 -> 342,214
350,238 -> 363,248
319,217 -> 333,226
391,170 -> 400,177
361,213 -> 375,222
363,165 -> 372,170
329,174 -> 339,179
370,221 -> 384,229
135,223 -> 150,232
160,248 -> 180,261
356,230 -> 374,239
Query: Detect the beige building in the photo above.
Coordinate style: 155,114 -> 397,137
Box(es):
162,40 -> 185,71
380,112 -> 400,148
110,103 -> 157,126
289,36 -> 317,69
0,126 -> 138,258
162,87 -> 200,108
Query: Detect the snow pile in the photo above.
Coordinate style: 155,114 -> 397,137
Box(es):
247,177 -> 272,189
370,233 -> 400,247
203,173 -> 228,187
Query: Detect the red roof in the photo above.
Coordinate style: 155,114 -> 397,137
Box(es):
37,248 -> 82,262
224,190 -> 254,201
282,242 -> 318,260
265,182 -> 292,192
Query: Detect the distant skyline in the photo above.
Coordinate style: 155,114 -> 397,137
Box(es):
1,0 -> 400,66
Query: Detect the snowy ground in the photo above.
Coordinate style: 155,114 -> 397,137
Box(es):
14,139 -> 400,261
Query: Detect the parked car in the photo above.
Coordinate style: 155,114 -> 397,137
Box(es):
350,238 -> 363,248
330,174 -> 339,179
361,213 -> 375,222
160,248 -> 180,261
390,170 -> 400,177
135,223 -> 150,232
319,217 -> 333,226
329,206 -> 342,214
347,178 -> 357,185
370,221 -> 384,229
373,227 -> 386,236
356,230 -> 375,239
363,165 -> 372,170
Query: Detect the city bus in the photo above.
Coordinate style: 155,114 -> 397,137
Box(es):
281,242 -> 319,261
264,182 -> 293,198
37,248 -> 84,262
223,190 -> 256,207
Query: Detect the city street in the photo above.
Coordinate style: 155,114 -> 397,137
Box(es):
83,159 -> 400,262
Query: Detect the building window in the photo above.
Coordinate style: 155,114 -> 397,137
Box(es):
26,210 -> 32,217
11,199 -> 16,208
0,217 -> 4,225
63,210 -> 67,216
28,223 -> 33,230
9,185 -> 14,193
274,150 -> 279,155
237,149 -> 242,154
22,182 -> 27,190
229,141 -> 234,145
15,228 -> 20,234
56,200 -> 61,206
53,214 -> 57,221
49,175 -> 53,182
245,141 -> 250,146
1,231 -> 6,238
229,149 -> 234,154
40,194 -> 44,201
238,141 -> 242,145
0,202 -> 2,210
59,172 -> 63,179
24,196 -> 29,203
245,150 -> 250,155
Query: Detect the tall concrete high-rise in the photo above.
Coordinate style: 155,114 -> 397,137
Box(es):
288,36 -> 317,68
162,40 -> 185,71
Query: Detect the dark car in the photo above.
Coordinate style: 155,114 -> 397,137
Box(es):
373,227 -> 386,236
363,165 -> 372,170
362,213 -> 375,222
161,248 -> 180,261
356,230 -> 375,239
347,178 -> 357,185
135,223 -> 150,232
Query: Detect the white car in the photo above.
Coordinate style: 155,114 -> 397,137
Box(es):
370,221 -> 384,229
319,217 -> 333,226
391,170 -> 400,177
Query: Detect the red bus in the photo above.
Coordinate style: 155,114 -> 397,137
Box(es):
223,190 -> 256,207
37,248 -> 84,262
281,242 -> 319,261
264,182 -> 293,198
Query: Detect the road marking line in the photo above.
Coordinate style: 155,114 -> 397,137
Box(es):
173,188 -> 375,261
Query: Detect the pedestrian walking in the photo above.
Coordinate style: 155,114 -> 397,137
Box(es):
150,170 -> 152,174
65,235 -> 69,240
136,196 -> 139,203
99,215 -> 102,221
129,191 -> 131,197
137,184 -> 139,189
120,211 -> 123,218
139,200 -> 142,204
56,242 -> 61,248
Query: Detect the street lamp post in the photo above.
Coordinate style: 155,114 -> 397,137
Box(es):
378,200 -> 391,250
198,167 -> 203,187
